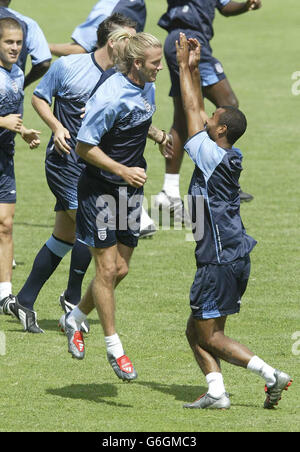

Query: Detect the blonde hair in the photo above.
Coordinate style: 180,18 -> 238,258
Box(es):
108,28 -> 134,65
116,32 -> 162,75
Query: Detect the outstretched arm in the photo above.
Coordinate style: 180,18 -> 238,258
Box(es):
48,42 -> 87,57
220,0 -> 262,17
176,33 -> 205,138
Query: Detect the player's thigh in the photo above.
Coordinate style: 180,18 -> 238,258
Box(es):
194,316 -> 227,346
53,209 -> 76,243
91,245 -> 118,282
203,78 -> 239,108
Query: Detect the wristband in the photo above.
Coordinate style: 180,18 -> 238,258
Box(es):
157,130 -> 166,145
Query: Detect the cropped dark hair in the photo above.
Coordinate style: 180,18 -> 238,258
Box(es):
96,13 -> 137,48
218,106 -> 247,145
0,17 -> 22,39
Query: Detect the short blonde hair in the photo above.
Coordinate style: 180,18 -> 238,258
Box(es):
116,32 -> 162,75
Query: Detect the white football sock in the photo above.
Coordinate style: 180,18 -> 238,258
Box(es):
0,282 -> 12,300
247,355 -> 276,387
206,372 -> 226,398
162,173 -> 180,199
67,306 -> 87,330
104,333 -> 124,359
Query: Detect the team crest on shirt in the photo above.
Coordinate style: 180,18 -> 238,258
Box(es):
215,63 -> 224,74
11,80 -> 19,94
97,228 -> 107,241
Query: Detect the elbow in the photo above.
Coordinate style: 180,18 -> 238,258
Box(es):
38,60 -> 51,73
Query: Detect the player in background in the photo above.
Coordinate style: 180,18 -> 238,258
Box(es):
0,18 -> 40,312
1,15 -> 137,334
59,33 -> 173,382
176,33 -> 292,409
155,0 -> 262,223
49,0 -> 146,56
48,0 -> 155,237
0,1 -> 51,88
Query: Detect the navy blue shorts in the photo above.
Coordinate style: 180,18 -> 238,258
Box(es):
0,154 -> 16,204
76,168 -> 143,249
45,154 -> 83,211
190,255 -> 251,320
164,29 -> 226,97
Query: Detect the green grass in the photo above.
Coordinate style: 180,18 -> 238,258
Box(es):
0,0 -> 299,432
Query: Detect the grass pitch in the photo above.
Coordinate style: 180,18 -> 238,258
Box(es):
0,0 -> 299,432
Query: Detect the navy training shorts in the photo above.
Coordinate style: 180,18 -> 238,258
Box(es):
76,168 -> 143,249
45,154 -> 83,212
190,255 -> 251,319
164,28 -> 226,97
0,153 -> 16,204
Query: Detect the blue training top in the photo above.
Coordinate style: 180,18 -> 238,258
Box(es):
77,70 -> 156,184
33,52 -> 105,165
72,0 -> 147,53
185,130 -> 257,264
158,0 -> 230,45
1,7 -> 52,72
0,64 -> 24,156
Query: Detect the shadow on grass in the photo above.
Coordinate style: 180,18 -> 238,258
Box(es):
5,318 -> 98,334
46,383 -> 132,408
14,221 -> 54,229
136,381 -> 207,403
39,318 -> 99,333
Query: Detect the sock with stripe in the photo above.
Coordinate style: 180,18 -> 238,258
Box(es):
17,235 -> 73,310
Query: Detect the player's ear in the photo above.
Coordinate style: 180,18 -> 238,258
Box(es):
133,58 -> 143,71
217,124 -> 227,137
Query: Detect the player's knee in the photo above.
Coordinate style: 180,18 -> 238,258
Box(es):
116,263 -> 129,282
96,261 -> 118,285
0,216 -> 14,238
199,332 -> 222,353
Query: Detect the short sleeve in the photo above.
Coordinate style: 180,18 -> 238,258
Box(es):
77,88 -> 118,146
184,131 -> 226,182
216,0 -> 231,11
25,18 -> 52,65
33,59 -> 64,105
71,11 -> 107,52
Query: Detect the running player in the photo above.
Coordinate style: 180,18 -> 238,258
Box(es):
155,0 -> 262,220
1,15 -> 137,333
0,18 -> 40,310
176,33 -> 292,409
49,0 -> 155,236
60,33 -> 172,382
0,1 -> 51,88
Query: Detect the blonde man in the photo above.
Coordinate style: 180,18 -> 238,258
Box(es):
4,15 -> 137,334
61,33 -> 172,381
